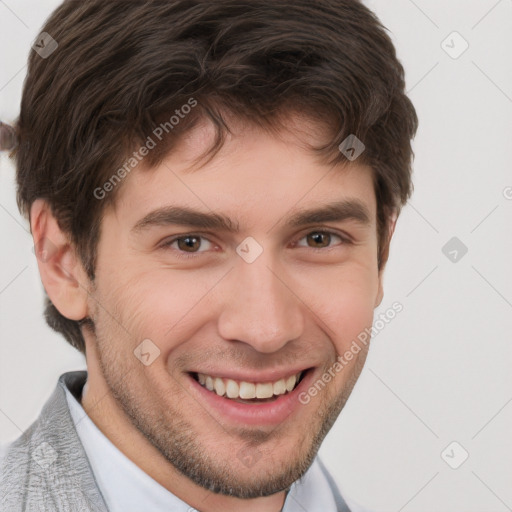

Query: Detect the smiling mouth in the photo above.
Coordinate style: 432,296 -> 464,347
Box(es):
191,370 -> 308,404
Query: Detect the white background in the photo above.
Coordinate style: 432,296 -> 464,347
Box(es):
1,1 -> 511,511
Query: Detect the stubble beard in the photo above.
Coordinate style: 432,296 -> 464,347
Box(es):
91,313 -> 368,499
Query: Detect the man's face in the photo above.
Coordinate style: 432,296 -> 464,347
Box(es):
86,118 -> 384,498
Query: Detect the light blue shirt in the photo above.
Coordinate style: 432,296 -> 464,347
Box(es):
64,384 -> 360,512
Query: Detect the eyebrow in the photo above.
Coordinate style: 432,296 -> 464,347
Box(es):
131,200 -> 371,234
287,200 -> 371,228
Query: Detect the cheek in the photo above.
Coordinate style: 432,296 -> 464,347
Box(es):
297,263 -> 379,349
96,267 -> 220,347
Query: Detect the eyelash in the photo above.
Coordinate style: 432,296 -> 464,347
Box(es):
160,230 -> 352,260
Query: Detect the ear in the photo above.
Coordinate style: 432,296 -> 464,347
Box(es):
30,199 -> 90,321
374,211 -> 398,308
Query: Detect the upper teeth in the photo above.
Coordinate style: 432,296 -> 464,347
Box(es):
197,372 -> 302,399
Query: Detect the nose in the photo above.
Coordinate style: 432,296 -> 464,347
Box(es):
217,255 -> 305,353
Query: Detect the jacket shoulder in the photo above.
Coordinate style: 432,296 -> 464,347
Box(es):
0,372 -> 107,512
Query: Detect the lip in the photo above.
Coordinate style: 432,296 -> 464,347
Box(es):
187,367 -> 315,426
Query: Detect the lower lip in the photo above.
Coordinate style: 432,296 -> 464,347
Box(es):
187,370 -> 314,426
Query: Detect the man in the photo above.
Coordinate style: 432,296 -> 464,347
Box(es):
0,0 -> 417,510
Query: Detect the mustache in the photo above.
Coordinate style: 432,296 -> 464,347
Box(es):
175,347 -> 298,370
172,344 -> 334,372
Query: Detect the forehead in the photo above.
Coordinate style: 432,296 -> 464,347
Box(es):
111,116 -> 377,229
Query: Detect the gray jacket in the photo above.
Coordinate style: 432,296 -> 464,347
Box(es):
0,371 -> 350,511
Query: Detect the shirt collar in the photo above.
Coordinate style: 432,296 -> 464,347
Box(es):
64,376 -> 339,512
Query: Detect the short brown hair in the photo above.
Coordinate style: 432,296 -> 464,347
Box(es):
10,0 -> 417,353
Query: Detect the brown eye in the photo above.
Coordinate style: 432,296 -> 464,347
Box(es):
295,231 -> 346,250
177,236 -> 202,252
162,234 -> 216,258
306,232 -> 332,248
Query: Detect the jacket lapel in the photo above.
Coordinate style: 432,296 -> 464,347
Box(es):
0,371 -> 108,511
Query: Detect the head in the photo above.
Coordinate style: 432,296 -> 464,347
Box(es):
9,0 -> 416,501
